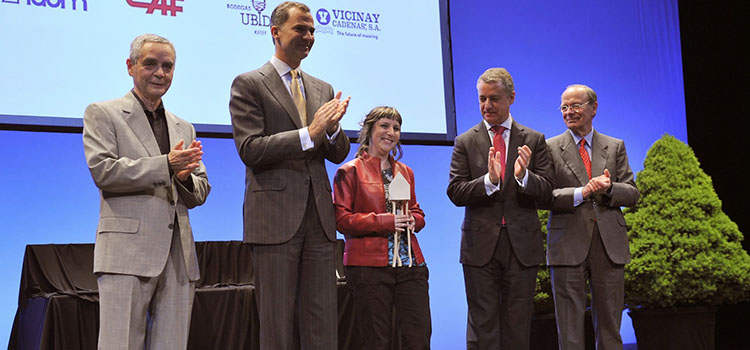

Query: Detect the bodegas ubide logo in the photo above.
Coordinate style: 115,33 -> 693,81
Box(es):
226,0 -> 272,35
126,0 -> 183,16
251,0 -> 264,14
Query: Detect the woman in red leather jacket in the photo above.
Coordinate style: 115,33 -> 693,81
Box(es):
333,106 -> 431,350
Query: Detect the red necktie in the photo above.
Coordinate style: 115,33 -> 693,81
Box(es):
491,125 -> 507,180
579,139 -> 592,179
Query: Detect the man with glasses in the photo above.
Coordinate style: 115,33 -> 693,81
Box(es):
545,84 -> 639,349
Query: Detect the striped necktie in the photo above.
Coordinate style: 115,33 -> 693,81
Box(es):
579,138 -> 592,179
290,69 -> 307,126
491,125 -> 507,180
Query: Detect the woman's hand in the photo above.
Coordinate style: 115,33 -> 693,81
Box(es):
394,214 -> 415,232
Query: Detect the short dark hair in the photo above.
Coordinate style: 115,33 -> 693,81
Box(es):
270,1 -> 310,28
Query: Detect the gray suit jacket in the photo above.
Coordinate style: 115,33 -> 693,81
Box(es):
545,130 -> 639,265
447,120 -> 554,267
229,62 -> 350,244
83,92 -> 210,281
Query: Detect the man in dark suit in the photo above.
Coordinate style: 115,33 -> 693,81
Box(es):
447,68 -> 554,349
83,33 -> 210,349
228,2 -> 350,349
546,84 -> 639,350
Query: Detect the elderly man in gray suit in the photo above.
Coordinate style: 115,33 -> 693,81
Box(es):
546,84 -> 639,350
229,2 -> 350,349
83,34 -> 210,349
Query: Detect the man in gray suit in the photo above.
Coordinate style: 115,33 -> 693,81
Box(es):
546,84 -> 639,350
229,2 -> 350,349
447,68 -> 554,349
83,34 -> 210,349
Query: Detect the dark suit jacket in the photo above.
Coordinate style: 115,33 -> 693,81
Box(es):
229,62 -> 350,244
545,130 -> 639,265
447,120 -> 554,267
83,92 -> 210,281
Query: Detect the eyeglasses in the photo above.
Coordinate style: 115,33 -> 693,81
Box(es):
558,102 -> 590,113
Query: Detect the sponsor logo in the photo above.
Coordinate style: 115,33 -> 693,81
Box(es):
2,0 -> 88,11
226,1 -> 272,36
315,8 -> 330,25
251,0 -> 264,14
314,7 -> 381,40
126,0 -> 183,17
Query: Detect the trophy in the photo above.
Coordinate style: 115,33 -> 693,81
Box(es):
389,172 -> 413,267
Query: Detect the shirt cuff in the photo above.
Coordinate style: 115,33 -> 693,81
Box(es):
574,187 -> 584,207
326,124 -> 342,144
484,173 -> 500,196
299,127 -> 315,151
515,169 -> 528,188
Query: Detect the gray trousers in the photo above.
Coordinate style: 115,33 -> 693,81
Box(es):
551,224 -> 625,350
252,190 -> 338,350
97,225 -> 195,350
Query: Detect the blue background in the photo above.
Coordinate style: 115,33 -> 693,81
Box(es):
0,0 -> 687,347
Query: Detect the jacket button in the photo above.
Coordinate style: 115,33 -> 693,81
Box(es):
170,200 -> 175,205
168,223 -> 174,230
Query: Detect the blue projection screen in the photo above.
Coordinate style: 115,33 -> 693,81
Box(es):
0,0 -> 455,141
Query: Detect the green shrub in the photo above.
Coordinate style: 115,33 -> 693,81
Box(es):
624,134 -> 750,309
534,210 -> 554,313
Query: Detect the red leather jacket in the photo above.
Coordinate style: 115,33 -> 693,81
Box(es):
333,152 -> 426,266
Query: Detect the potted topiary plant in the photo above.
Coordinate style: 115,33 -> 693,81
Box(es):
624,134 -> 750,350
534,210 -> 554,314
531,210 -> 557,350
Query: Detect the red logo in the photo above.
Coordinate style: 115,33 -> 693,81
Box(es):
126,0 -> 183,16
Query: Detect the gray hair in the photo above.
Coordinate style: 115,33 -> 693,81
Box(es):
477,68 -> 514,97
129,34 -> 175,63
565,84 -> 597,104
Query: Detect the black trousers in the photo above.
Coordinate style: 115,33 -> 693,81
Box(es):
346,265 -> 431,350
463,227 -> 539,350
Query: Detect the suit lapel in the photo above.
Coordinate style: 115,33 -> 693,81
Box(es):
165,111 -> 182,200
300,70 -> 322,126
165,111 -> 184,149
471,122 -> 491,175
559,132 -> 590,186
121,93 -> 161,157
260,62 -> 303,129
590,130 -> 609,177
503,122 -> 524,191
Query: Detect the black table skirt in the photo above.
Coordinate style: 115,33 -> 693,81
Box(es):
8,241 -> 400,350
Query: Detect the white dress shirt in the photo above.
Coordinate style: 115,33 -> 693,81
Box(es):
269,56 -> 341,151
